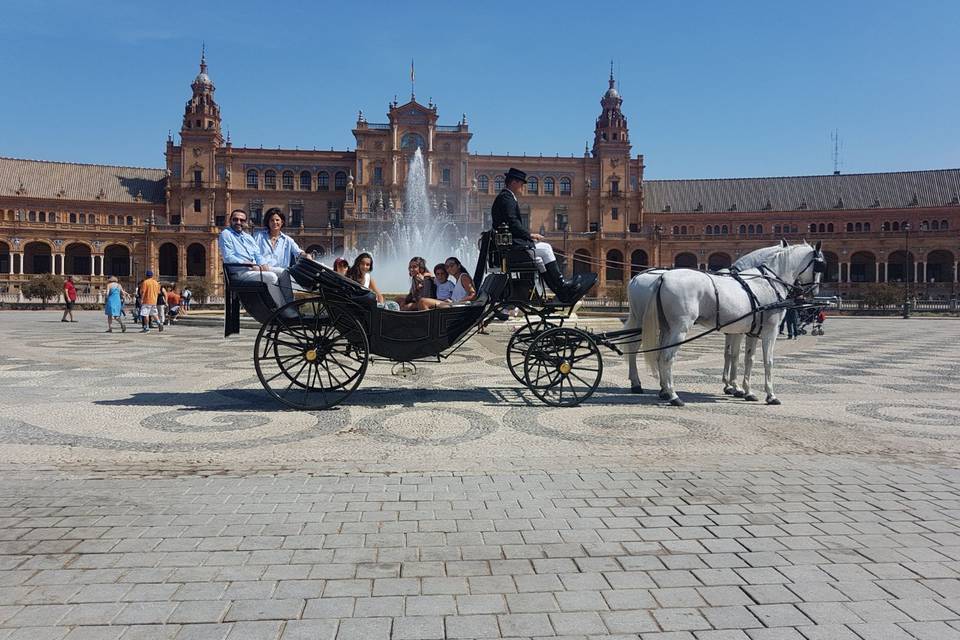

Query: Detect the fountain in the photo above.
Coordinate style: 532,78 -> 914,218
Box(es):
348,148 -> 477,293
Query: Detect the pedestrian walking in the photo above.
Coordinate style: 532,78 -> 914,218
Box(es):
157,283 -> 168,327
785,307 -> 800,339
139,271 -> 162,333
181,286 -> 192,314
61,275 -> 78,322
103,276 -> 129,333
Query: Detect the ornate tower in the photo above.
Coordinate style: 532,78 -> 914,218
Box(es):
592,63 -> 630,156
172,47 -> 223,225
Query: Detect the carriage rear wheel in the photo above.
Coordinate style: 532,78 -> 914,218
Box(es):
254,297 -> 369,410
506,318 -> 558,385
522,327 -> 602,407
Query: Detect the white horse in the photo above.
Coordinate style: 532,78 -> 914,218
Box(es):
624,241 -> 788,394
640,242 -> 824,406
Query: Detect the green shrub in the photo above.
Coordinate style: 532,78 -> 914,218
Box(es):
21,274 -> 64,305
860,283 -> 903,307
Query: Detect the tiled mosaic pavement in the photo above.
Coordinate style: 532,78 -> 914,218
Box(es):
1,311 -> 959,638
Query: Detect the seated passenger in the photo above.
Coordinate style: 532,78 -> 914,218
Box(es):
400,256 -> 435,311
254,208 -> 305,303
219,208 -> 289,309
346,252 -> 385,304
418,257 -> 476,310
433,263 -> 455,302
332,258 -> 350,276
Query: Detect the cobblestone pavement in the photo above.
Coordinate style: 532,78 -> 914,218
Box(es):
1,312 -> 959,638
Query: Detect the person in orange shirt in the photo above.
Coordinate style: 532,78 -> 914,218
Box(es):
165,286 -> 182,325
139,270 -> 162,333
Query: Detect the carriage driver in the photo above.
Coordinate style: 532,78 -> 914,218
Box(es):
218,208 -> 291,309
492,168 -> 597,303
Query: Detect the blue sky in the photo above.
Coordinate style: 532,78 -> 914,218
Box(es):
2,0 -> 958,179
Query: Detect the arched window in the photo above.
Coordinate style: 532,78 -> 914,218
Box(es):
932,220 -> 940,230
400,132 -> 425,150
108,215 -> 115,225
680,226 -> 687,235
705,225 -> 713,235
817,223 -> 825,233
881,221 -> 889,231
299,171 -> 311,191
477,175 -> 489,192
826,223 -> 833,232
543,177 -> 555,194
721,225 -> 728,234
494,175 -> 505,191
605,249 -> 624,283
901,220 -> 908,228
334,171 -> 347,190
921,220 -> 929,230
318,171 -> 329,191
854,222 -> 862,232
748,224 -> 755,234
246,169 -> 259,189
756,224 -> 763,234
527,177 -> 538,195
739,224 -> 747,234
264,170 -> 277,189
126,216 -> 134,225
941,219 -> 949,230
672,225 -> 680,235
846,222 -> 853,232
560,177 -> 572,195
282,171 -> 294,190
863,222 -> 870,232
809,223 -> 817,233
892,221 -> 900,231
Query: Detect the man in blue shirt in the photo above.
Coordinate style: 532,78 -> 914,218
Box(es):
219,208 -> 289,309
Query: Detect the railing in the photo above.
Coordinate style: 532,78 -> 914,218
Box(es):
366,123 -> 391,130
436,125 -> 462,132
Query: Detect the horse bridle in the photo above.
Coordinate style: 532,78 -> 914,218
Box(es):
753,249 -> 826,299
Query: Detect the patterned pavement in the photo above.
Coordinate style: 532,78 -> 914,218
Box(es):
0,311 -> 959,638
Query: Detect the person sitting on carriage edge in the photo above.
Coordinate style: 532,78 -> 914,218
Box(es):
218,208 -> 290,310
492,168 -> 596,303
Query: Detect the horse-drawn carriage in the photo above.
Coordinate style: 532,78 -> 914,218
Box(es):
224,227 -> 604,410
225,227 -> 827,410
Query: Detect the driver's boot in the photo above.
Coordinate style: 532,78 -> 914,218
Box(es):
543,261 -> 596,303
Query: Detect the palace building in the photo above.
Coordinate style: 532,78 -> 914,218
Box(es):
2,53 -> 959,298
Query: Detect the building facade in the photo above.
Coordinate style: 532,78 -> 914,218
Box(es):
2,54 -> 959,299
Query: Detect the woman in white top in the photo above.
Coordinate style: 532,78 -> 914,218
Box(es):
346,252 -> 385,304
418,257 -> 476,310
253,208 -> 305,305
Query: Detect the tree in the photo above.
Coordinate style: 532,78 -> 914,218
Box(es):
21,274 -> 64,305
860,283 -> 902,307
607,282 -> 628,310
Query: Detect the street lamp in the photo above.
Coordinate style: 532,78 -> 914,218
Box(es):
902,222 -> 911,318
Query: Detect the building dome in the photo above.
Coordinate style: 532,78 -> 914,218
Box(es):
194,70 -> 212,87
604,86 -> 620,99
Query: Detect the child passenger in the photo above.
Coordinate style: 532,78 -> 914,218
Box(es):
433,263 -> 455,302
400,257 -> 435,311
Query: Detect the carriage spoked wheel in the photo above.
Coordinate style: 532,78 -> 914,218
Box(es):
506,318 -> 557,385
254,297 -> 369,410
522,327 -> 602,407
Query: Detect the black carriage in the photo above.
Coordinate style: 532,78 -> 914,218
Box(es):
224,227 -> 603,410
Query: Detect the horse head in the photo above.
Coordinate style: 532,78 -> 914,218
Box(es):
771,241 -> 825,295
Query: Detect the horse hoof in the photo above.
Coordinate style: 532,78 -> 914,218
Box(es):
732,390 -> 745,398
744,393 -> 758,402
767,397 -> 782,405
658,391 -> 671,400
669,397 -> 685,407
723,386 -> 734,395
631,385 -> 644,394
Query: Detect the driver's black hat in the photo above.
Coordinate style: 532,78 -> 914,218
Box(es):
504,168 -> 527,184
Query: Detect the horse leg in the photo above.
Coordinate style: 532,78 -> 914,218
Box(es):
623,309 -> 644,394
726,334 -> 745,396
762,330 -> 781,405
658,330 -> 688,406
741,335 -> 758,401
722,335 -> 735,394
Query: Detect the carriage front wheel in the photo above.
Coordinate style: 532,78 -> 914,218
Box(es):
254,297 -> 369,410
522,327 -> 602,407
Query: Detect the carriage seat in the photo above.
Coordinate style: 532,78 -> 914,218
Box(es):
222,263 -> 278,337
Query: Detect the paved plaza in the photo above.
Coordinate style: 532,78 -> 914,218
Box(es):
1,311 -> 959,639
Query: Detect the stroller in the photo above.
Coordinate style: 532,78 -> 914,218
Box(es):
796,307 -> 819,336
811,309 -> 826,336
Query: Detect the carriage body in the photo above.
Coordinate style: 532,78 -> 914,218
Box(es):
224,227 -> 603,410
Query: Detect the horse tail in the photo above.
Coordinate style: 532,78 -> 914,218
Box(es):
641,275 -> 664,377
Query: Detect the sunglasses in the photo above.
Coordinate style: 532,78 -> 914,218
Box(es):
231,217 -> 246,222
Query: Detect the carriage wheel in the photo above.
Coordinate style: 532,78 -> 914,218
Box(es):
506,318 -> 557,385
254,297 -> 369,410
522,327 -> 602,407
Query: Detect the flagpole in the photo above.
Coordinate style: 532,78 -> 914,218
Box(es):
410,59 -> 415,101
